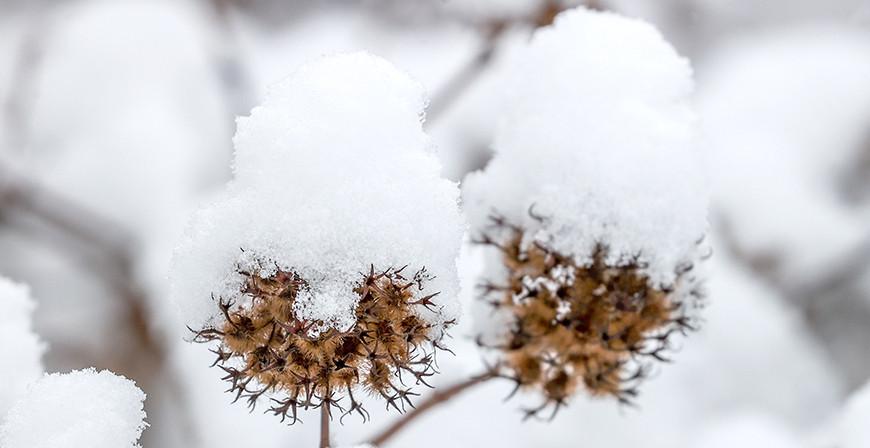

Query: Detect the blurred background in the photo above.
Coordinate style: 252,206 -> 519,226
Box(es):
1,0 -> 870,447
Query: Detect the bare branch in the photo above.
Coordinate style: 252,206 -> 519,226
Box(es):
366,370 -> 498,447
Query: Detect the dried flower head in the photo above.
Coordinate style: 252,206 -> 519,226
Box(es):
474,212 -> 705,419
461,8 -> 709,419
170,53 -> 465,428
191,262 -> 454,423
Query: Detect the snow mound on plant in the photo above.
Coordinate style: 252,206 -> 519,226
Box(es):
464,7 -> 707,287
171,52 -> 465,335
0,369 -> 147,448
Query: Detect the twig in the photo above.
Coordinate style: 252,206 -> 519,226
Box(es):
425,0 -> 604,126
367,370 -> 498,447
321,403 -> 331,448
425,22 -> 506,126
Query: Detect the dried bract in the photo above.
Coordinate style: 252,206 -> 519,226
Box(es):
191,262 -> 453,424
475,214 -> 704,420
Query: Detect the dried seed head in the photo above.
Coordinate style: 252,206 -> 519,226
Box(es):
476,214 -> 705,420
191,262 -> 453,424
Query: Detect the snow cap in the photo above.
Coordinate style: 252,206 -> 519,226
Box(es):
171,52 -> 465,335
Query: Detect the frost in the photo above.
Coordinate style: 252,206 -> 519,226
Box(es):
0,368 -> 147,448
0,277 -> 45,418
463,7 -> 708,287
171,52 -> 465,335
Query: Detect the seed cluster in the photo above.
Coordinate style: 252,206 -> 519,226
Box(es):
191,263 -> 452,424
475,214 -> 703,420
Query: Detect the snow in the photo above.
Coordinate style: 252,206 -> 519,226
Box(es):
0,277 -> 45,418
689,413 -> 804,448
699,25 -> 870,280
463,7 -> 708,287
0,368 -> 147,448
171,52 -> 465,334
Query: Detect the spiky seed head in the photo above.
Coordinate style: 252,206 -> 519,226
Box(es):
191,261 -> 453,424
476,214 -> 704,420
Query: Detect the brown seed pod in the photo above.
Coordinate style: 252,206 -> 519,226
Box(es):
190,262 -> 453,424
475,213 -> 705,420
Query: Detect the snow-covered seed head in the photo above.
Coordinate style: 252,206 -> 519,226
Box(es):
191,264 -> 451,423
171,52 -> 464,424
474,214 -> 703,418
463,8 -> 709,418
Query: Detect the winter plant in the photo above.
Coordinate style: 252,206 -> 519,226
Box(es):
166,7 -> 710,448
462,7 -> 708,416
170,52 -> 465,447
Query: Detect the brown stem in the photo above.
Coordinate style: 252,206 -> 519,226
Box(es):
320,403 -> 330,448
368,370 -> 498,447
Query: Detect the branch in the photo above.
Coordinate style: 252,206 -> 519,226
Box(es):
367,370 -> 498,447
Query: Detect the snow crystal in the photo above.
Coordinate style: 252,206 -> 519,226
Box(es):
463,7 -> 707,286
0,277 -> 45,418
171,52 -> 465,334
0,368 -> 147,448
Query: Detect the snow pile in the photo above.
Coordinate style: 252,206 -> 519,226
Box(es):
699,25 -> 870,279
463,8 -> 707,287
171,52 -> 465,334
0,368 -> 147,448
0,277 -> 45,418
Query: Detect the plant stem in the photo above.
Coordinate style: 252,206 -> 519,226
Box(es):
320,404 -> 330,448
368,370 -> 498,447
